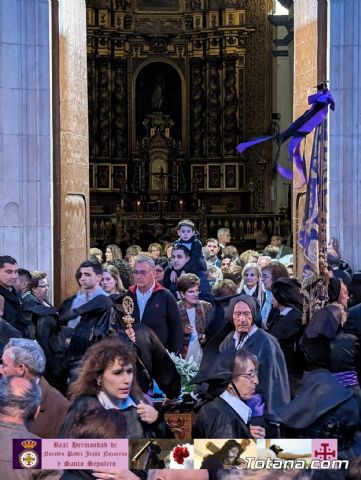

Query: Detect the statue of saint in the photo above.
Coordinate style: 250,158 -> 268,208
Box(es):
151,75 -> 165,112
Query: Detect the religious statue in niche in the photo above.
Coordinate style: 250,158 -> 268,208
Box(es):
208,165 -> 222,189
136,62 -> 182,141
151,75 -> 165,112
225,165 -> 237,188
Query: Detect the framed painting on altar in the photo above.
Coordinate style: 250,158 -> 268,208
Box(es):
224,163 -> 238,190
207,164 -> 222,190
191,164 -> 206,190
112,165 -> 127,190
96,164 -> 111,190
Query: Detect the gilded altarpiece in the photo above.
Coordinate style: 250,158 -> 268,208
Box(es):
86,0 -> 273,222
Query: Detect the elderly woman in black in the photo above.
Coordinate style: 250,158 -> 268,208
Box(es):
192,349 -> 265,439
218,295 -> 290,437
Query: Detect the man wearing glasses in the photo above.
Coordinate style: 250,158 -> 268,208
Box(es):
128,256 -> 183,354
21,270 -> 67,392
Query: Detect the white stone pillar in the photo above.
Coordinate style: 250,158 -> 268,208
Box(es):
329,0 -> 361,270
0,0 -> 53,276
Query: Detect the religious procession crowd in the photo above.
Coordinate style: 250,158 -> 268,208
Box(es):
1,219 -> 361,480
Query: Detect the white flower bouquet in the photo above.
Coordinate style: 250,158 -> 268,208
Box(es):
168,351 -> 201,396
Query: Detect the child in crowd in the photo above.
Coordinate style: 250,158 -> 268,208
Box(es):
172,219 -> 207,276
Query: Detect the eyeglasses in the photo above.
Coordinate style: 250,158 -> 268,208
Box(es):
238,370 -> 259,380
186,289 -> 200,295
134,270 -> 151,276
37,284 -> 49,289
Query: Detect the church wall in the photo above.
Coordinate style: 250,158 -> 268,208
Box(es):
0,0 -> 53,280
329,0 -> 361,271
54,0 -> 90,304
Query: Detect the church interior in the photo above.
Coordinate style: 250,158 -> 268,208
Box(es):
86,0 -> 293,251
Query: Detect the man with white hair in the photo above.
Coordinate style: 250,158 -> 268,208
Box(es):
217,228 -> 231,251
128,256 -> 183,354
0,375 -> 60,479
1,338 -> 69,438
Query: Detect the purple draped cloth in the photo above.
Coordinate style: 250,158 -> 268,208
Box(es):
246,393 -> 266,417
236,88 -> 335,186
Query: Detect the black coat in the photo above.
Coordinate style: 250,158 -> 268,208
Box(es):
280,369 -> 361,460
22,294 -> 67,389
128,283 -> 184,353
66,295 -> 181,399
0,285 -> 30,336
173,234 -> 207,272
163,267 -> 213,303
0,317 -> 22,355
192,396 -> 252,439
267,308 -> 305,375
220,329 -> 290,423
204,293 -> 236,341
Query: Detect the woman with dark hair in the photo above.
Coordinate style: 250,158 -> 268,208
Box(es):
328,277 -> 349,309
176,273 -> 212,360
281,304 -> 361,460
61,337 -> 171,439
200,439 -> 249,476
192,349 -> 265,439
267,277 -> 305,396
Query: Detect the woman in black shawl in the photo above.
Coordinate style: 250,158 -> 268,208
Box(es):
267,277 -> 305,396
191,349 -> 264,439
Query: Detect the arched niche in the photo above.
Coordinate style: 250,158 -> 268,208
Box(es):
135,61 -> 182,142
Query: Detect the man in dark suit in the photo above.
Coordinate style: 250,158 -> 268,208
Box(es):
128,256 -> 183,354
0,256 -> 30,337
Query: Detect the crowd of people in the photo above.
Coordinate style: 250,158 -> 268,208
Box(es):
1,219 -> 361,479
